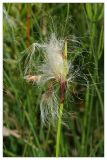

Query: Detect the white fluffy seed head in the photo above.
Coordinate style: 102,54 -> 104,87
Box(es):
45,34 -> 64,78
40,33 -> 68,82
23,33 -> 69,84
23,33 -> 70,125
40,90 -> 59,125
23,33 -> 89,126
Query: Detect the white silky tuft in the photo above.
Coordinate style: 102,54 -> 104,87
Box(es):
40,90 -> 59,125
23,33 -> 89,126
23,33 -> 70,125
24,33 -> 68,83
38,33 -> 67,84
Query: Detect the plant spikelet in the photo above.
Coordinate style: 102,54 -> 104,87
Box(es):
23,33 -> 88,125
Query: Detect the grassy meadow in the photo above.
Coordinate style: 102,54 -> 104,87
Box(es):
3,3 -> 104,157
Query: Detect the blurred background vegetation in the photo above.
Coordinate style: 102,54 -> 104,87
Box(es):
3,3 -> 104,157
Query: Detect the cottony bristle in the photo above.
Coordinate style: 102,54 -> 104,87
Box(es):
40,90 -> 59,125
44,34 -> 65,79
24,33 -> 69,83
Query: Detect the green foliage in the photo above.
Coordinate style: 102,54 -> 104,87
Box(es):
3,3 -> 104,157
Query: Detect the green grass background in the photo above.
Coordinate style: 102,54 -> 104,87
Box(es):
3,3 -> 104,157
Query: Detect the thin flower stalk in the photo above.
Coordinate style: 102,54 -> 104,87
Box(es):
56,39 -> 68,157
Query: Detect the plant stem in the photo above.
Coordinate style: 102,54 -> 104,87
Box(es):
80,86 -> 89,156
56,36 -> 67,157
56,102 -> 63,157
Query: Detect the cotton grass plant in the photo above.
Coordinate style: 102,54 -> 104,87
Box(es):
23,33 -> 88,157
3,3 -> 104,157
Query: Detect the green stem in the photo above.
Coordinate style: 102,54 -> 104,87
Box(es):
89,71 -> 103,117
80,86 -> 89,156
56,102 -> 63,157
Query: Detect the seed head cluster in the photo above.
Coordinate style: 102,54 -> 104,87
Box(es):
24,33 -> 86,125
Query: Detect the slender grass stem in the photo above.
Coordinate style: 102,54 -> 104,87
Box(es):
55,37 -> 67,157
80,86 -> 89,156
89,71 -> 104,117
56,102 -> 63,157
